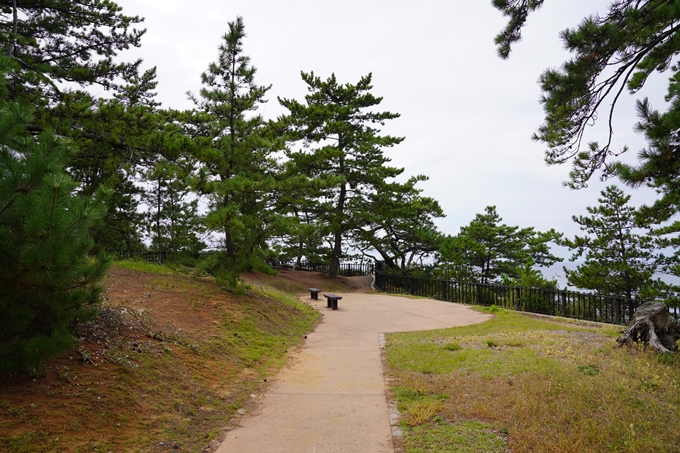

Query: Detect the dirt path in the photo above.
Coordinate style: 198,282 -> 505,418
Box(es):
215,292 -> 492,453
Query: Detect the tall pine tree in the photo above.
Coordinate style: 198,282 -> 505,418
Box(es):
561,185 -> 664,299
189,17 -> 278,276
279,72 -> 404,277
438,206 -> 561,284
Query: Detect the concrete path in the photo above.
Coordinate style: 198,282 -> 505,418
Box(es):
216,293 -> 491,453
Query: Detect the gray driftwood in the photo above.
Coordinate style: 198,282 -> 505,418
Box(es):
617,301 -> 680,353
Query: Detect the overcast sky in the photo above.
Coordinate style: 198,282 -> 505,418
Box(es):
113,0 -> 669,279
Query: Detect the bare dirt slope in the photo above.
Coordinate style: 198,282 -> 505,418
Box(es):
242,268 -> 374,294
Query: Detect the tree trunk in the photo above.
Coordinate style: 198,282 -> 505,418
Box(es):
8,0 -> 17,57
617,301 -> 680,353
156,175 -> 162,265
329,158 -> 347,278
295,207 -> 303,268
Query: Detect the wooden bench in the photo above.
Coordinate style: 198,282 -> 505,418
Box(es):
308,288 -> 321,300
323,293 -> 342,310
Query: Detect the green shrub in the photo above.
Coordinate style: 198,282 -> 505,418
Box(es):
0,92 -> 109,374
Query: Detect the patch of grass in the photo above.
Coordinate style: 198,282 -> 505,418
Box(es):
443,342 -> 461,352
214,286 -> 318,369
394,386 -> 445,426
405,400 -> 444,426
578,364 -> 600,376
114,259 -> 210,278
403,420 -> 507,453
113,259 -> 178,275
386,308 -> 680,453
5,431 -> 61,453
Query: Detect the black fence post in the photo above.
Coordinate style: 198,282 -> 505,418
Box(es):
375,271 -> 383,290
615,298 -> 621,325
629,301 -> 634,324
441,279 -> 447,301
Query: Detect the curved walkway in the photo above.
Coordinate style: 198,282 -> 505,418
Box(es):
216,293 -> 492,453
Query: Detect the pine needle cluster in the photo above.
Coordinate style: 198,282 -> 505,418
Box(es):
0,62 -> 110,374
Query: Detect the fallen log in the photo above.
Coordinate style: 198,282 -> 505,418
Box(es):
617,301 -> 680,353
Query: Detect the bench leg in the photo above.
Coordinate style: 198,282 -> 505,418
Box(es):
332,299 -> 338,310
327,298 -> 332,308
311,292 -> 318,300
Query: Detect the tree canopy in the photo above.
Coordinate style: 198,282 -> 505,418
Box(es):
279,72 -> 405,277
561,185 -> 665,299
1,0 -> 145,103
438,206 -> 562,284
188,16 -> 279,278
352,175 -> 445,271
492,0 -> 680,193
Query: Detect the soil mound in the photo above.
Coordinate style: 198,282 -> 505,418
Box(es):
242,269 -> 375,294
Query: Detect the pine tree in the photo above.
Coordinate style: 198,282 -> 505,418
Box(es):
189,17 -> 278,276
352,176 -> 444,272
438,206 -> 561,284
279,72 -> 404,277
492,1 -> 680,189
141,158 -> 205,261
0,0 -> 145,104
269,159 -> 333,267
561,185 -> 663,299
57,71 -> 199,256
0,2 -> 167,254
0,73 -> 109,374
58,76 -> 165,254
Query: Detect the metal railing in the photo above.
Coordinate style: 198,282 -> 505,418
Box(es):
118,250 -> 217,264
118,251 -> 375,277
290,260 -> 375,277
374,270 -> 642,325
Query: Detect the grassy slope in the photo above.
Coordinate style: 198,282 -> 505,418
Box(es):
386,306 -> 680,453
0,262 -> 320,453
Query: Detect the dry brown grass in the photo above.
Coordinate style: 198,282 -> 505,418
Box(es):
387,307 -> 680,453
